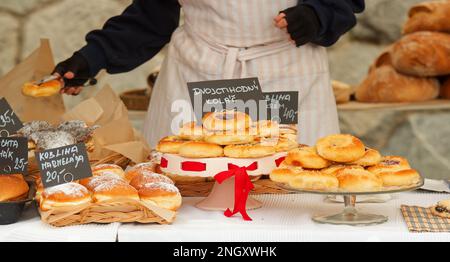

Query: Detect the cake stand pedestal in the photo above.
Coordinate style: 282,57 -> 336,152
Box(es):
196,177 -> 263,211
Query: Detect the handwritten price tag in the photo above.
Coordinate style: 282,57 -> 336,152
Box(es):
36,143 -> 93,188
264,92 -> 299,124
0,137 -> 28,175
0,98 -> 23,137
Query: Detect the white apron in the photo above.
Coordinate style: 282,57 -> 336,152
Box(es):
143,0 -> 340,148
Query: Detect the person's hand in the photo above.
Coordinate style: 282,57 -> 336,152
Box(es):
53,52 -> 91,96
274,5 -> 321,47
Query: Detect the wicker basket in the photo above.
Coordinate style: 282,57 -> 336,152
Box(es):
39,198 -> 176,227
175,176 -> 290,197
120,89 -> 152,111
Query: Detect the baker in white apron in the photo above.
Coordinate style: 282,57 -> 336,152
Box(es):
53,0 -> 365,147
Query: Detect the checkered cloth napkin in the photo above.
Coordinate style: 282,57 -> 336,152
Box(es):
401,205 -> 450,233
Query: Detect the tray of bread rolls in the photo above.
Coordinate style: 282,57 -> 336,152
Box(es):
35,162 -> 180,227
270,134 -> 424,195
154,111 -> 299,196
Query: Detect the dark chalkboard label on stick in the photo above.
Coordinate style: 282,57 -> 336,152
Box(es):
0,98 -> 24,137
264,91 -> 299,124
187,78 -> 265,121
0,137 -> 28,175
36,143 -> 93,188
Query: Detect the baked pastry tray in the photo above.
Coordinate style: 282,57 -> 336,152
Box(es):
277,177 -> 424,226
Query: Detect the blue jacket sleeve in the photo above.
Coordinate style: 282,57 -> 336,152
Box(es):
78,0 -> 180,76
302,0 -> 365,47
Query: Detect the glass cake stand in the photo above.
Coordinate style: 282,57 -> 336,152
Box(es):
279,178 -> 424,226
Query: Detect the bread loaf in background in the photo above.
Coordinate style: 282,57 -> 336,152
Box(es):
403,1 -> 450,34
356,51 -> 440,103
441,77 -> 450,99
391,32 -> 450,77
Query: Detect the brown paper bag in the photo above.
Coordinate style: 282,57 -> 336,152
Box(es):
0,39 -> 65,124
62,85 -> 151,164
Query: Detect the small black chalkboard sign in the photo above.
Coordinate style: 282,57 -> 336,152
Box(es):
36,143 -> 93,188
187,78 -> 265,121
0,137 -> 28,175
0,98 -> 24,137
264,91 -> 299,124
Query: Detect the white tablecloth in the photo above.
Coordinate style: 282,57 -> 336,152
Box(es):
118,191 -> 450,242
0,205 -> 119,242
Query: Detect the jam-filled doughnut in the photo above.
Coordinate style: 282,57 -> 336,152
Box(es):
316,134 -> 366,163
22,80 -> 62,98
285,146 -> 331,169
367,156 -> 411,174
202,111 -> 252,132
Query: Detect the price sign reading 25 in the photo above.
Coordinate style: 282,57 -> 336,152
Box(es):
36,143 -> 93,188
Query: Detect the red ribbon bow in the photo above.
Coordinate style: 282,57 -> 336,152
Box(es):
214,162 -> 258,221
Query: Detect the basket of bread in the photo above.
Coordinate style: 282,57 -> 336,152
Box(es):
35,162 -> 180,227
270,134 -> 423,193
154,110 -> 299,196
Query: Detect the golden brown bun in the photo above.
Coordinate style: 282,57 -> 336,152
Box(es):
356,50 -> 440,103
79,175 -> 127,191
321,165 -> 364,177
391,32 -> 450,77
332,80 -> 353,104
403,1 -> 450,34
316,134 -> 366,163
178,141 -> 224,158
269,168 -> 301,184
203,111 -> 252,132
288,171 -> 339,191
258,137 -> 298,153
139,182 -> 182,211
349,148 -> 382,167
252,120 -> 280,137
124,161 -> 158,182
285,146 -> 331,169
91,164 -> 125,178
204,132 -> 255,146
336,169 -> 383,192
178,122 -> 205,141
22,80 -> 61,98
130,171 -> 174,190
156,136 -> 188,154
377,169 -> 421,187
92,180 -> 139,203
441,78 -> 450,99
367,156 -> 411,174
224,143 -> 276,158
0,175 -> 29,202
40,183 -> 91,211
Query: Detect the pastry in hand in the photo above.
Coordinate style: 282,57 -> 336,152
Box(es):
22,80 -> 61,98
431,200 -> 450,219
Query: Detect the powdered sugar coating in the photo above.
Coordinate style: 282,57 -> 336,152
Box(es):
30,130 -> 77,150
58,120 -> 99,142
44,183 -> 88,197
142,182 -> 180,193
18,121 -> 54,138
92,178 -> 129,192
139,171 -> 174,185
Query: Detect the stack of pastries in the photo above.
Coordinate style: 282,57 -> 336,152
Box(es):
17,120 -> 98,155
157,111 -> 298,159
36,162 -> 182,212
356,1 -> 450,103
270,134 -> 422,193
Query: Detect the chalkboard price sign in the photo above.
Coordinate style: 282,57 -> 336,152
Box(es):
36,143 -> 93,188
0,98 -> 23,137
0,137 -> 28,175
187,78 -> 265,121
264,91 -> 299,124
